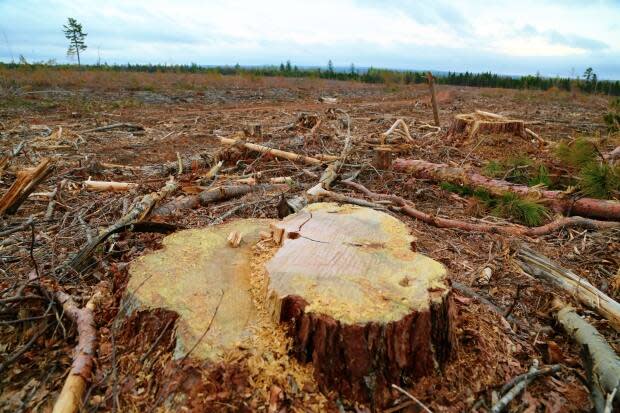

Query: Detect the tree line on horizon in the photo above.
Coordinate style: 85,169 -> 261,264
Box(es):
4,60 -> 619,96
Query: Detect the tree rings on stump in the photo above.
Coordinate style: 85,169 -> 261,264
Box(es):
266,203 -> 454,405
125,219 -> 272,360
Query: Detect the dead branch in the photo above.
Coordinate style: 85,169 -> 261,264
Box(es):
515,246 -> 620,331
66,179 -> 179,273
81,122 -> 144,133
215,135 -> 328,166
393,158 -> 620,220
0,158 -> 54,216
381,119 -> 414,144
52,290 -> 103,413
491,360 -> 539,413
82,179 -> 139,192
553,299 -> 620,407
342,180 -> 620,236
152,183 -> 286,217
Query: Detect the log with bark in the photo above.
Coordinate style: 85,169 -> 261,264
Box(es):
342,180 -> 620,236
266,203 -> 455,405
553,299 -> 620,409
514,246 -> 620,331
0,157 -> 54,216
393,158 -> 620,220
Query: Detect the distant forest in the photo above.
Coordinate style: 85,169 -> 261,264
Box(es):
2,61 -> 619,96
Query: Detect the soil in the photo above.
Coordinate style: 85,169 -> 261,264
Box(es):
0,73 -> 618,412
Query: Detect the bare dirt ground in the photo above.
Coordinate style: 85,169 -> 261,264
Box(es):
0,73 -> 618,412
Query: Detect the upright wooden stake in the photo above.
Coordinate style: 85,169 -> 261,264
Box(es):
427,72 -> 440,127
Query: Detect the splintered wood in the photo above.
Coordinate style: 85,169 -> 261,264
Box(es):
125,203 -> 455,407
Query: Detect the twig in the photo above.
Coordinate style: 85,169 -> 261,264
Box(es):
391,384 -> 433,413
499,364 -> 561,395
181,290 -> 224,363
491,360 -> 539,413
0,322 -> 49,373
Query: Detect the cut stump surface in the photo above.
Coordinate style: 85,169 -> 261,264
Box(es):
266,203 -> 454,405
126,219 -> 272,360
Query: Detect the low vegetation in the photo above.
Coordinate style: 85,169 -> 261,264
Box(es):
440,182 -> 549,226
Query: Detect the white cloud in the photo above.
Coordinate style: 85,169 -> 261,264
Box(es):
0,0 -> 619,78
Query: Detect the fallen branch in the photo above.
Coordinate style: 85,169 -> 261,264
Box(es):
393,159 -> 620,220
515,246 -> 620,331
81,122 -> 143,133
341,181 -> 620,236
553,299 -> 620,407
216,136 -> 327,166
0,158 -> 54,216
66,179 -> 178,272
152,183 -> 286,217
491,360 -> 539,413
52,290 -> 102,413
83,179 -> 139,192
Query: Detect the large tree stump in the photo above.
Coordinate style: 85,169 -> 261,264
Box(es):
266,203 -> 455,405
126,219 -> 271,359
448,110 -> 526,140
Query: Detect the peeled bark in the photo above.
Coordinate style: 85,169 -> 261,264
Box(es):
394,159 -> 620,221
515,246 -> 620,331
266,203 -> 455,406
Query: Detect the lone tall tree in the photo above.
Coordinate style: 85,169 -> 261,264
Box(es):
63,18 -> 87,66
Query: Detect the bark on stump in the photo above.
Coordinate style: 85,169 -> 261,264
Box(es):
266,203 -> 455,405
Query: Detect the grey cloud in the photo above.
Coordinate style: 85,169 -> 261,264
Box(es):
520,24 -> 608,51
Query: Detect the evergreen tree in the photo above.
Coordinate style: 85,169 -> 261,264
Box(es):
63,17 -> 87,66
327,59 -> 334,74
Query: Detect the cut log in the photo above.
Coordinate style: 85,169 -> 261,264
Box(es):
553,299 -> 620,407
265,203 -> 455,405
393,159 -> 620,220
447,110 -> 526,140
515,246 -> 620,331
0,158 -> 54,216
82,179 -> 139,192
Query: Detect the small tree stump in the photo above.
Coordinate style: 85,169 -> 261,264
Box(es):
373,145 -> 394,170
265,203 -> 454,405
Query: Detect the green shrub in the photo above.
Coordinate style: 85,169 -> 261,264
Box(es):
555,137 -> 599,168
579,162 -> 620,198
604,98 -> 620,132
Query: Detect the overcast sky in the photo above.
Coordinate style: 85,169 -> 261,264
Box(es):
1,0 -> 619,79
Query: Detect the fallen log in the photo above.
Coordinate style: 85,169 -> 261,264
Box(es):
0,158 -> 54,216
215,136 -> 327,166
66,179 -> 178,272
52,290 -> 102,413
342,181 -> 620,236
553,299 -> 620,408
514,246 -> 620,331
393,159 -> 620,220
151,184 -> 286,217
